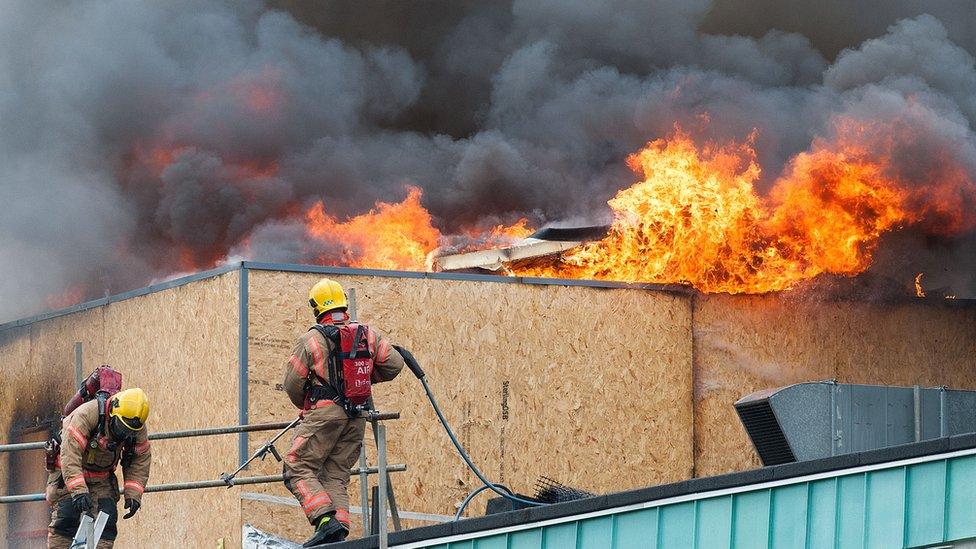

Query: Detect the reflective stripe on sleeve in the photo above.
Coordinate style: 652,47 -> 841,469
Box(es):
134,440 -> 151,455
306,336 -> 327,380
66,425 -> 88,448
375,338 -> 392,363
65,475 -> 86,490
289,355 -> 308,378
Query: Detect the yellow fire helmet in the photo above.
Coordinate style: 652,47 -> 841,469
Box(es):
110,388 -> 150,431
309,278 -> 348,317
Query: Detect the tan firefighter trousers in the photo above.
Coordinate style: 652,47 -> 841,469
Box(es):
282,403 -> 365,527
46,472 -> 119,548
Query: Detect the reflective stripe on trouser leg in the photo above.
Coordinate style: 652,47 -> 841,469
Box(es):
316,418 -> 365,526
282,405 -> 362,525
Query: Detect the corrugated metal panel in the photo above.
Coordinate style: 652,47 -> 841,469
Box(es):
419,453 -> 976,549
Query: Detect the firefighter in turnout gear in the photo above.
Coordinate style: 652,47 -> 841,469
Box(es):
46,388 -> 151,548
282,278 -> 405,546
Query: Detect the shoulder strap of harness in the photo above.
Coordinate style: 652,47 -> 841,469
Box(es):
309,324 -> 341,386
82,395 -> 112,461
95,392 -> 109,439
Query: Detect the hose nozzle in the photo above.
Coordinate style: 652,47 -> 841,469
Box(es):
393,345 -> 425,379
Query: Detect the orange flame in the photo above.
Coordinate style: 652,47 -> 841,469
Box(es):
514,126 -> 973,293
446,218 -> 535,254
304,187 -> 441,270
229,65 -> 285,116
120,114 -> 974,297
516,130 -> 782,291
489,218 -> 533,240
130,142 -> 192,177
46,284 -> 86,310
915,273 -> 925,298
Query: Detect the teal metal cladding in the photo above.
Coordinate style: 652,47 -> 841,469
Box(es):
419,452 -> 976,549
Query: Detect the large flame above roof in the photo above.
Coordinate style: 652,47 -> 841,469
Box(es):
514,122 -> 975,293
287,120 -> 975,295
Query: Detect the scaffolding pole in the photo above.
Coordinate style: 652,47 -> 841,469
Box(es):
0,421 -> 297,453
0,465 -> 406,505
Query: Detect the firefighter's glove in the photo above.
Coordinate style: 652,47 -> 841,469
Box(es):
123,497 -> 141,519
72,493 -> 94,515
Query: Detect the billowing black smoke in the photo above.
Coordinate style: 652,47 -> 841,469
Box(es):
1,0 -> 975,321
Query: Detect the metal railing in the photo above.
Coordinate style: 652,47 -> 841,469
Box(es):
0,421 -> 297,453
1,411 -> 404,547
0,415 -> 403,501
0,466 -> 407,504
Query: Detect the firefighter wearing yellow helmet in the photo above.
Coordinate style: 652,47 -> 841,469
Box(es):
308,278 -> 348,316
282,278 -> 407,546
47,387 -> 152,548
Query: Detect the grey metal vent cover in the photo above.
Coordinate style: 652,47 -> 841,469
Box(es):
735,382 -> 976,466
735,397 -> 796,465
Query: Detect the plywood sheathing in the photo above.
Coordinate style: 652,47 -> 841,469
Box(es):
0,272 -> 241,549
1,309 -> 102,544
0,325 -> 34,543
100,271 -> 242,547
693,293 -> 976,477
244,270 -> 694,541
2,264 -> 974,545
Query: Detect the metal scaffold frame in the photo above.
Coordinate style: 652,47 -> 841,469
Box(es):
0,418 -> 405,504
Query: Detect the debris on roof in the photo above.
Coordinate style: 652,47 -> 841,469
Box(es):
242,524 -> 301,549
430,225 -> 608,272
532,476 -> 594,504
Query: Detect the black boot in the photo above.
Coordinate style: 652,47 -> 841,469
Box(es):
303,514 -> 349,547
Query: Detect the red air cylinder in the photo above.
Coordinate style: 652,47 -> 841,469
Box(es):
63,365 -> 123,416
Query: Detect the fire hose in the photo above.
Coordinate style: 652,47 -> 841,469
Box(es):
392,346 -> 543,516
222,346 -> 542,517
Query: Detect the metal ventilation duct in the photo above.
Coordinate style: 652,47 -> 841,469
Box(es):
735,381 -> 976,466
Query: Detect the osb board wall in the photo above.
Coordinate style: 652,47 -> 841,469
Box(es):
243,271 -> 694,541
1,308 -> 105,545
0,272 -> 242,548
0,325 -> 32,545
693,294 -> 976,477
101,271 -> 242,548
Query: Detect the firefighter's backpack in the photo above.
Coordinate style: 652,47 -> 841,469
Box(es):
46,366 -> 124,471
310,323 -> 375,412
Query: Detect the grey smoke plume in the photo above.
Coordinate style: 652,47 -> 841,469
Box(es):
2,0 -> 975,321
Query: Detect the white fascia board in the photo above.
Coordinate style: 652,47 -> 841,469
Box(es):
432,239 -> 581,271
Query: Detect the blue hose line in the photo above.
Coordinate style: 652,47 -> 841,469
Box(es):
419,376 -> 543,509
454,483 -> 515,521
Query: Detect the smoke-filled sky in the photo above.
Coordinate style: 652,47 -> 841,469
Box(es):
1,0 -> 975,321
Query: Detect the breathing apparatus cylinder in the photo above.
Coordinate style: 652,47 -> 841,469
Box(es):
48,366 -> 124,471
63,365 -> 123,417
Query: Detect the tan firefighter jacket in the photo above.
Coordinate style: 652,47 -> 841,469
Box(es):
58,399 -> 152,502
283,320 -> 405,409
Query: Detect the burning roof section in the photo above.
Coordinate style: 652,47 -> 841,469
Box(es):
5,4 -> 976,322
